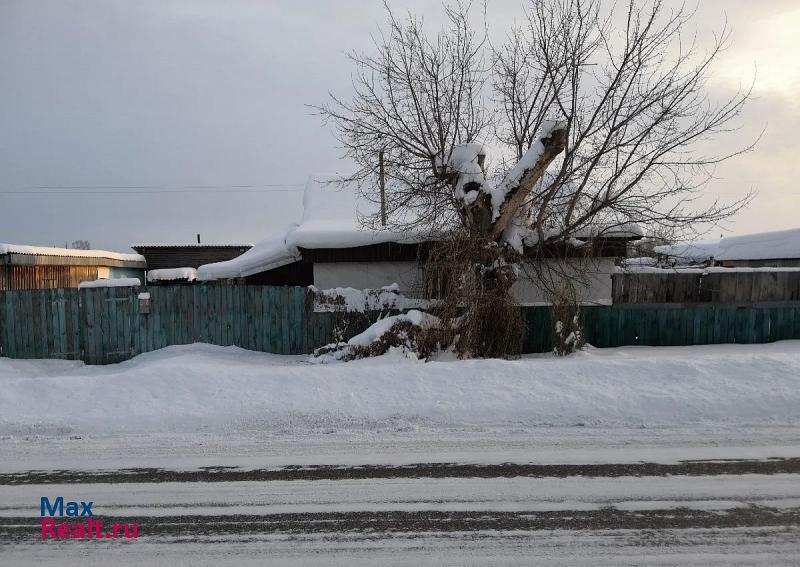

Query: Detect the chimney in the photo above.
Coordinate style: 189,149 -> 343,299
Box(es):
197,234 -> 201,244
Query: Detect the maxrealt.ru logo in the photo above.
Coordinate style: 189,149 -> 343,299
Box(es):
40,497 -> 138,540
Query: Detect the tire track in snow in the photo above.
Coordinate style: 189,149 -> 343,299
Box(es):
3,457 -> 800,485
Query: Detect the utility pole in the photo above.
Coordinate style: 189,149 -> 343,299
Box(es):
379,148 -> 387,227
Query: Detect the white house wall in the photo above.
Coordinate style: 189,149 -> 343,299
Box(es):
312,258 -> 617,305
511,258 -> 616,305
313,261 -> 425,296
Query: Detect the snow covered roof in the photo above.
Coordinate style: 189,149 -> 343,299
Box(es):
0,243 -> 145,264
654,240 -> 720,262
197,176 -> 430,281
132,243 -> 253,249
78,278 -> 141,289
197,233 -> 299,280
286,176 -> 428,250
716,228 -> 800,261
653,228 -> 800,263
146,268 -> 198,283
621,256 -> 658,267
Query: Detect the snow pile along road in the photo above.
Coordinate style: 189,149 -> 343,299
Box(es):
1,342 -> 799,436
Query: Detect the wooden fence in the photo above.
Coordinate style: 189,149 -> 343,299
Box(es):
524,304 -> 800,353
2,285 -> 800,363
613,270 -> 800,304
0,286 -> 338,364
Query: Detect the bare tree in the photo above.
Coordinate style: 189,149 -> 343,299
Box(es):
318,0 -> 754,357
318,1 -> 490,230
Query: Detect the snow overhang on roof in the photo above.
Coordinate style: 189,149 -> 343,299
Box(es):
0,243 -> 146,267
197,176 -> 431,281
196,234 -> 299,281
715,228 -> 800,261
654,240 -> 721,262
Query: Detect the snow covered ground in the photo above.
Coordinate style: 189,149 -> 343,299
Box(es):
2,341 -> 800,438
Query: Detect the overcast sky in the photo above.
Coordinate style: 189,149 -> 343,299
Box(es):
1,0 -> 798,252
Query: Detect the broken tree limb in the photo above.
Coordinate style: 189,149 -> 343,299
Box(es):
489,127 -> 568,241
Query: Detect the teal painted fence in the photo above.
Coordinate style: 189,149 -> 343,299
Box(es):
0,286 -> 338,364
2,286 -> 800,364
523,304 -> 800,353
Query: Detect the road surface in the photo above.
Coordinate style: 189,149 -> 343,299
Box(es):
1,429 -> 799,565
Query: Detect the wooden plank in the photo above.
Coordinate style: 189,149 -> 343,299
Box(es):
289,287 -> 299,354
279,286 -> 290,354
26,291 -> 39,358
132,290 -> 141,357
54,289 -> 65,357
123,287 -> 133,359
199,286 -> 210,344
39,290 -> 51,357
269,286 -> 280,353
267,287 -> 278,353
255,287 -> 266,352
107,288 -> 118,362
246,286 -> 257,351
794,307 -> 800,340
10,292 -> 22,358
218,285 -> 228,346
146,287 -> 155,352
81,290 -> 94,364
184,286 -> 194,345
43,289 -> 53,357
11,292 -> 25,357
67,289 -> 80,360
227,285 -> 236,346
45,290 -> 56,357
151,287 -> 162,351
232,285 -> 242,348
25,291 -> 36,357
0,292 -> 11,357
191,286 -> 200,343
0,292 -> 6,357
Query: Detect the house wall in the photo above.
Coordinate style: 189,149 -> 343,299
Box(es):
245,261 -> 314,287
312,258 -> 617,305
512,258 -> 617,305
109,266 -> 146,280
0,265 -> 146,291
0,265 -> 99,291
313,261 -> 425,296
133,246 -> 251,270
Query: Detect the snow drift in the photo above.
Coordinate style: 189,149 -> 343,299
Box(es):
1,341 -> 800,436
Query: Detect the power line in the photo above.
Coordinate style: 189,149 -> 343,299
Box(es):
25,183 -> 305,189
0,184 -> 306,195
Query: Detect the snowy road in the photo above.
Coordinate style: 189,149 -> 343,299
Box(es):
2,432 -> 800,565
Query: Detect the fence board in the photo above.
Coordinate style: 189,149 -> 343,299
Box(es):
615,271 -> 800,304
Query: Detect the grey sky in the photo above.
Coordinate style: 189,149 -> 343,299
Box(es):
1,0 -> 797,252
